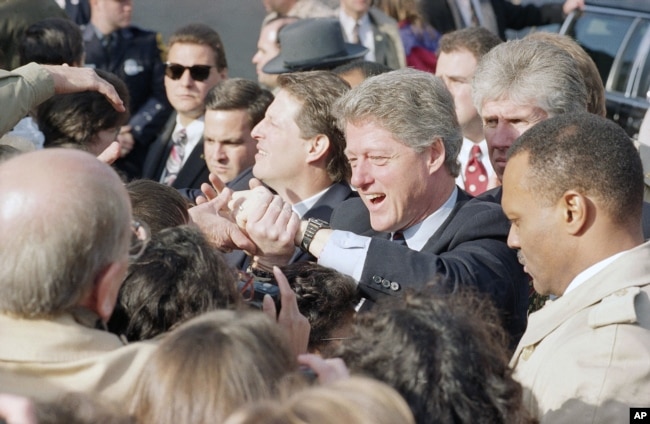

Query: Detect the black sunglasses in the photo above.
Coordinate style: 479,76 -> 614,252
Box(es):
164,62 -> 214,81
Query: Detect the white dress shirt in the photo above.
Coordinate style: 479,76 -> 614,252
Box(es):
339,10 -> 375,62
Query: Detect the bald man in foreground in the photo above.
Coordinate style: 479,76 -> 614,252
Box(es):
0,149 -> 155,405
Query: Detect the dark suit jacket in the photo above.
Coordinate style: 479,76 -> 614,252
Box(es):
330,188 -> 529,344
142,114 -> 210,190
479,186 -> 650,240
83,24 -> 172,178
420,0 -> 564,40
224,182 -> 358,269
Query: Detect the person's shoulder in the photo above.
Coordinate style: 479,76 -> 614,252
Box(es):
446,193 -> 510,235
330,196 -> 371,233
476,186 -> 502,204
120,26 -> 159,42
226,167 -> 256,192
368,6 -> 399,26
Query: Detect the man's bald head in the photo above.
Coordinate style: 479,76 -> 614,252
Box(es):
0,149 -> 132,318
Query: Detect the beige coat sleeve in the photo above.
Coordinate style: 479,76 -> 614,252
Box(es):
0,63 -> 54,136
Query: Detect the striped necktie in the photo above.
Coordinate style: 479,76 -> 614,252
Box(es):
162,129 -> 187,186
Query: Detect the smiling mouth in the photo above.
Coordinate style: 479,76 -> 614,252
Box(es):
365,193 -> 385,205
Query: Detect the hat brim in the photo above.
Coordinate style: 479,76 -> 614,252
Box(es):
262,43 -> 368,74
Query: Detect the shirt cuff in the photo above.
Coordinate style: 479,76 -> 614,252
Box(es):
318,230 -> 371,283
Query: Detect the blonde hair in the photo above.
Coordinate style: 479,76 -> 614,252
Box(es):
224,377 -> 415,424
129,310 -> 297,424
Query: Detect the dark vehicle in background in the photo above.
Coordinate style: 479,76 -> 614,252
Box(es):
558,0 -> 650,139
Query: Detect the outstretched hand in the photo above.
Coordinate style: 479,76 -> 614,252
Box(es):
42,64 -> 125,112
96,141 -> 121,165
297,354 -> 350,385
230,186 -> 299,267
263,266 -> 310,357
196,173 -> 227,205
189,188 -> 257,254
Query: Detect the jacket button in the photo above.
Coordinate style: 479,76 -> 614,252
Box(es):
372,275 -> 382,284
521,345 -> 535,361
390,282 -> 400,291
381,279 -> 391,288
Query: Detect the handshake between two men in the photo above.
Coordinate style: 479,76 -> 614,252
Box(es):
189,173 -> 320,273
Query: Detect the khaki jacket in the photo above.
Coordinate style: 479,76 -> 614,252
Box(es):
511,241 -> 650,423
0,63 -> 54,136
0,310 -> 156,405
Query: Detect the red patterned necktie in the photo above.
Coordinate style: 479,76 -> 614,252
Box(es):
464,144 -> 488,195
163,129 -> 187,186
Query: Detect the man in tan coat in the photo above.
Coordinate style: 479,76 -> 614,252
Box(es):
502,112 -> 650,422
0,149 -> 156,405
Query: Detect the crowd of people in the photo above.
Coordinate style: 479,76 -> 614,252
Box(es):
2,0 -> 650,423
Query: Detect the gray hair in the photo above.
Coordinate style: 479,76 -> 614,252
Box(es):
335,68 -> 462,176
472,38 -> 588,117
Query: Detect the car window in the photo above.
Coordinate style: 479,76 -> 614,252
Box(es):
568,12 -> 634,85
612,20 -> 649,95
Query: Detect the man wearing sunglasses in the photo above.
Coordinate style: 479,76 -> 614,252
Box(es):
143,23 -> 228,191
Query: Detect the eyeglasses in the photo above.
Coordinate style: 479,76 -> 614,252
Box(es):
164,62 -> 214,82
129,219 -> 151,260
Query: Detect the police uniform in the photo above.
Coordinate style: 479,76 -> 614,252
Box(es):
61,0 -> 91,25
83,23 -> 172,179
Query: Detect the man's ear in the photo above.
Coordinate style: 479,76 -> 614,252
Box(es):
80,260 -> 128,323
427,137 -> 446,174
305,134 -> 330,164
561,190 -> 590,235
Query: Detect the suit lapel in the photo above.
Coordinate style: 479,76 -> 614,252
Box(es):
172,138 -> 208,189
144,114 -> 176,180
421,189 -> 472,251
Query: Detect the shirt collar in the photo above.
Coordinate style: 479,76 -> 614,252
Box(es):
563,250 -> 629,295
392,187 -> 458,251
292,185 -> 332,218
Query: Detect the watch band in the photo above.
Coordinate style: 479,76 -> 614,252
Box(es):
300,218 -> 330,253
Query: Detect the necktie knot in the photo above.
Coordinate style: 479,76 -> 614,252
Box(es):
163,128 -> 188,186
392,230 -> 407,247
172,129 -> 187,146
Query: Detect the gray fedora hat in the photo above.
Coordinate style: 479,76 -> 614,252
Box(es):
263,18 -> 368,74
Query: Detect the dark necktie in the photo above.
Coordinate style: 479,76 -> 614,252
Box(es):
102,32 -> 116,58
163,129 -> 187,186
464,144 -> 488,195
392,230 -> 407,247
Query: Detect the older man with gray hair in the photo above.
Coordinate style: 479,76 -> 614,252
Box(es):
0,149 -> 155,404
230,68 -> 529,346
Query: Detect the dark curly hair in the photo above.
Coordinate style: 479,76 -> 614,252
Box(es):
335,282 -> 536,424
279,262 -> 360,356
108,225 -> 240,341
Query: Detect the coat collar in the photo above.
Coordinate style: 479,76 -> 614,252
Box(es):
512,241 -> 650,360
